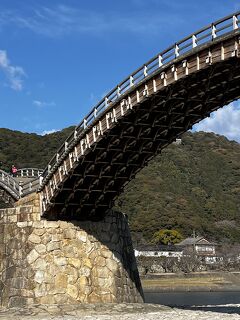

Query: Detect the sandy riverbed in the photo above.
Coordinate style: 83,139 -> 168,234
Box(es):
0,303 -> 240,319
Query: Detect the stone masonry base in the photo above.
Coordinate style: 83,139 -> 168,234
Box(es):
0,194 -> 144,307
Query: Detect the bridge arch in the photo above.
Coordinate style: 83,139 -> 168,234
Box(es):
24,12 -> 240,218
40,12 -> 240,219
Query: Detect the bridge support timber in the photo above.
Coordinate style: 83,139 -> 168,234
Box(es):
0,194 -> 143,307
0,188 -> 15,207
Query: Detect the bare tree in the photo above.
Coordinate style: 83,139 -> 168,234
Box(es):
177,253 -> 202,273
217,244 -> 240,271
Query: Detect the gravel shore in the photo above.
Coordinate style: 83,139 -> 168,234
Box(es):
0,303 -> 240,320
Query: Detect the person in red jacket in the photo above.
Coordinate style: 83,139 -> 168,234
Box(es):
11,165 -> 17,177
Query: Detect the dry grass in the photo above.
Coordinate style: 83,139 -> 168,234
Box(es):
142,275 -> 231,289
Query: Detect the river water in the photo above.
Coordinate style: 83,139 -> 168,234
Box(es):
144,291 -> 240,306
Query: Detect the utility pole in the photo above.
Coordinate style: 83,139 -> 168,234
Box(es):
193,230 -> 196,254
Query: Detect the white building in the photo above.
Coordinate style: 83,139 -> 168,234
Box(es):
134,245 -> 183,259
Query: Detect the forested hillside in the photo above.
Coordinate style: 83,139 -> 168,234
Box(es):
0,127 -> 240,244
0,127 -> 74,171
116,132 -> 240,245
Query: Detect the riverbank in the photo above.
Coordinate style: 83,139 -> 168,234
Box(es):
141,271 -> 240,292
0,303 -> 240,319
1,272 -> 239,319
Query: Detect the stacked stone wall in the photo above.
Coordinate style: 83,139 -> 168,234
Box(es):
0,194 -> 143,307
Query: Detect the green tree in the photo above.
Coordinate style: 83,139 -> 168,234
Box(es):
152,229 -> 183,245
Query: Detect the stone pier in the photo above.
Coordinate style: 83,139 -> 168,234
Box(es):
0,194 -> 144,307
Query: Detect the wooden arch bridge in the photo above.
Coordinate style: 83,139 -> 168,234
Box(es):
1,12 -> 240,219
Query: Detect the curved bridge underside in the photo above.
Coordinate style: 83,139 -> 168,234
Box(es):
41,30 -> 240,220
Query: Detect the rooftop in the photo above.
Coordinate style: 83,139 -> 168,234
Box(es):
176,237 -> 216,246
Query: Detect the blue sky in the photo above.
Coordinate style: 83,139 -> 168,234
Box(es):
0,0 -> 240,141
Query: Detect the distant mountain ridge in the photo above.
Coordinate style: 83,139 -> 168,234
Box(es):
0,127 -> 239,244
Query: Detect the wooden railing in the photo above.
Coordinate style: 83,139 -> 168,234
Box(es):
17,168 -> 43,178
0,169 -> 20,200
39,11 -> 240,187
0,168 -> 43,199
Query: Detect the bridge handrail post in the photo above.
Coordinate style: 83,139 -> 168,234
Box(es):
211,24 -> 217,39
158,55 -> 163,67
19,181 -> 23,198
192,34 -> 197,48
65,141 -> 68,151
74,130 -> 78,140
39,176 -> 43,187
174,43 -> 180,57
117,86 -> 121,97
130,75 -> 134,87
144,65 -> 148,77
233,15 -> 239,30
105,97 -> 109,109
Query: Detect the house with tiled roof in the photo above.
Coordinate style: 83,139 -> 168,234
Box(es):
176,236 -> 216,256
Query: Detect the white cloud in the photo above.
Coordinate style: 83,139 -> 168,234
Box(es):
33,100 -> 56,107
0,5 -> 184,38
41,129 -> 58,135
193,102 -> 240,142
0,50 -> 26,91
